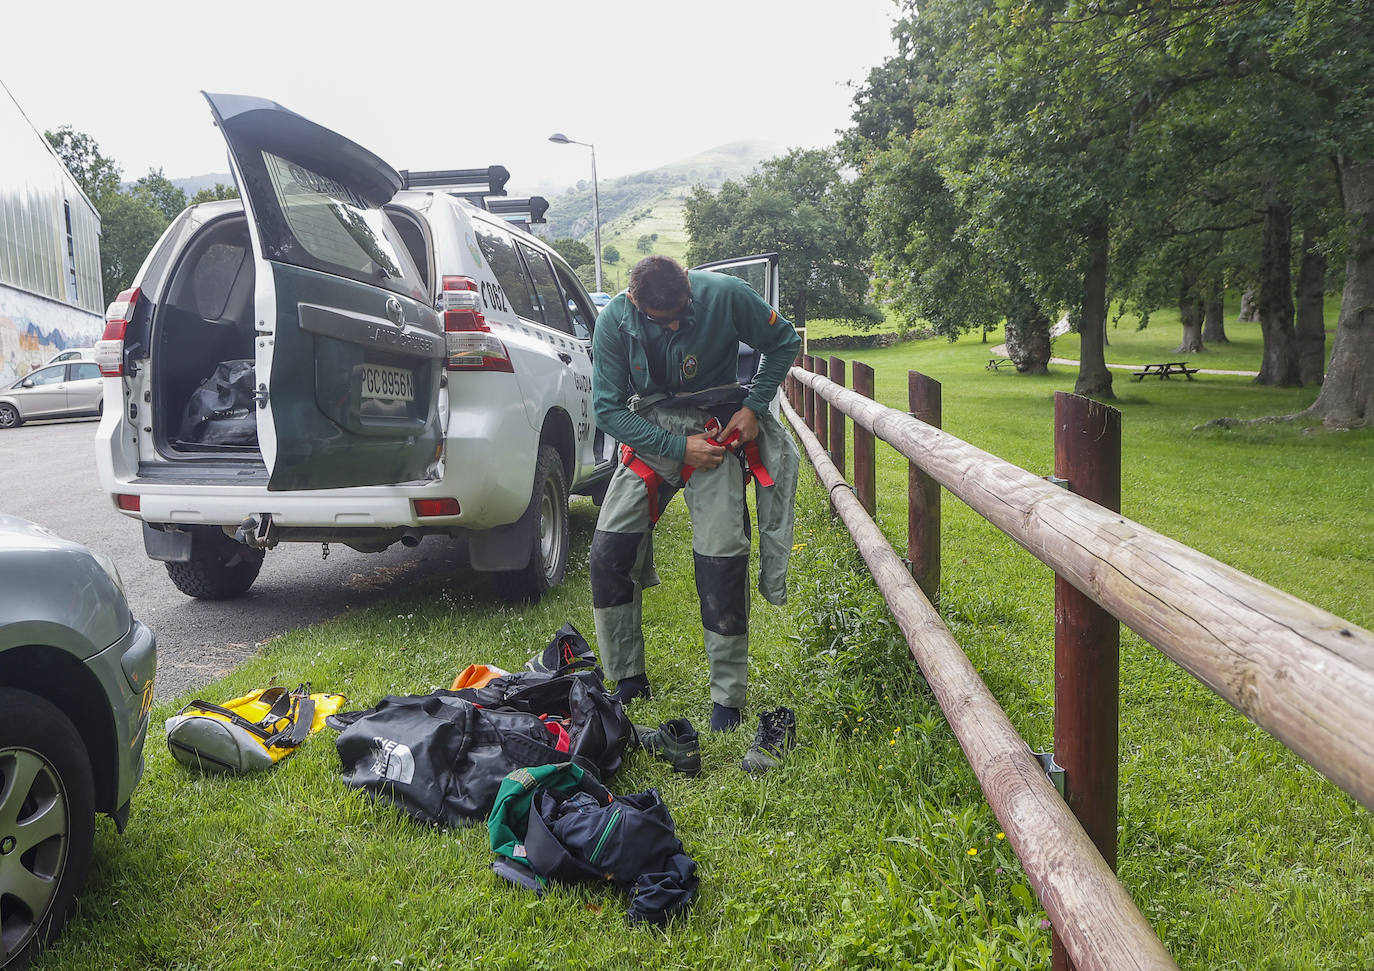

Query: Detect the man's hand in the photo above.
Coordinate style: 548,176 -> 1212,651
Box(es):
720,406 -> 761,444
683,433 -> 727,470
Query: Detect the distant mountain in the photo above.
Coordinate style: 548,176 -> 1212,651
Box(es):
542,141 -> 781,243
172,173 -> 235,197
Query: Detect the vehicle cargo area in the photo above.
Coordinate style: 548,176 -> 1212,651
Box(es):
153,213 -> 260,457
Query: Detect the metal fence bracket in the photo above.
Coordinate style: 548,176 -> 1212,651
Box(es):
1032,748 -> 1066,797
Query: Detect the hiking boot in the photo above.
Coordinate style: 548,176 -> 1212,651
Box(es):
633,718 -> 702,776
741,707 -> 797,774
611,674 -> 653,706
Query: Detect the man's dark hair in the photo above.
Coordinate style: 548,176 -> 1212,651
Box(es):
628,256 -> 691,311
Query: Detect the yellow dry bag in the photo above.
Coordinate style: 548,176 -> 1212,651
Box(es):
166,684 -> 345,774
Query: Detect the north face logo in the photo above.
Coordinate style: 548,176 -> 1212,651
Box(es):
370,737 -> 415,784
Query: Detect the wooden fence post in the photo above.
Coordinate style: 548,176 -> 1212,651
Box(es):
812,356 -> 828,451
803,355 -> 816,431
908,371 -> 942,605
1052,393 -> 1122,971
790,351 -> 803,411
829,357 -> 846,479
853,362 -> 876,516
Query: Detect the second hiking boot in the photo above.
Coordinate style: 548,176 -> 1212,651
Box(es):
741,707 -> 797,774
634,718 -> 702,776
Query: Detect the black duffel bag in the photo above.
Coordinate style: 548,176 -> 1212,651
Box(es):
335,693 -> 573,827
335,625 -> 633,827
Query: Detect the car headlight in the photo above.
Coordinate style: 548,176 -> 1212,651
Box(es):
89,548 -> 127,597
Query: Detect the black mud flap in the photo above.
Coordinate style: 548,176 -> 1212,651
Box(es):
143,523 -> 193,562
467,517 -> 536,572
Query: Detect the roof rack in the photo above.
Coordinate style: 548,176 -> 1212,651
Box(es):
487,196 -> 549,230
398,166 -> 510,205
398,166 -> 548,231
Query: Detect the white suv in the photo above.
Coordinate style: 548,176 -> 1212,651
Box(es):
94,93 -> 779,604
94,92 -> 618,602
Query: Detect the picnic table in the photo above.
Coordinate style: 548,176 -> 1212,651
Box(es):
987,357 -> 1013,371
1133,361 -> 1199,381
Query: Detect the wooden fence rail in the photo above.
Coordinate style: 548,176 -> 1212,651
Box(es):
780,393 -> 1178,971
789,365 -> 1374,813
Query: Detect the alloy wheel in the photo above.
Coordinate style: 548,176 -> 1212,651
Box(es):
0,747 -> 70,962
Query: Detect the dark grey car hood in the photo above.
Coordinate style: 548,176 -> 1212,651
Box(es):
0,515 -> 132,659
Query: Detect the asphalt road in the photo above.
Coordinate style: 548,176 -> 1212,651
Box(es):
0,417 -> 473,700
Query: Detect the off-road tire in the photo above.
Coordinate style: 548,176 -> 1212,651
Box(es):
496,445 -> 569,603
0,688 -> 95,971
0,403 -> 21,429
165,525 -> 265,600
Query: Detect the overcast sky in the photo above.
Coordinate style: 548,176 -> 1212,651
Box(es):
4,0 -> 899,194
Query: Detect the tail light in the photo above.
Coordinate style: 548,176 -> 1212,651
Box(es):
413,498 -> 460,517
441,276 -> 513,372
97,287 -> 141,377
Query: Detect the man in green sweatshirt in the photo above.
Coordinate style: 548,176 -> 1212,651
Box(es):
589,255 -> 800,732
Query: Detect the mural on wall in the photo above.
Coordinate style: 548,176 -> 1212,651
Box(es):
0,289 -> 102,384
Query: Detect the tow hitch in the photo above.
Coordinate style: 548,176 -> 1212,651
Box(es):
234,513 -> 278,550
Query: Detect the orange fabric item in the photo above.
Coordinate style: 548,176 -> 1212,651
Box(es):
451,664 -> 510,691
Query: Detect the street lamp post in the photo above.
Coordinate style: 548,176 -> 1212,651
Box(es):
548,132 -> 602,293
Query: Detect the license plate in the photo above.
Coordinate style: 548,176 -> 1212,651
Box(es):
361,364 -> 413,402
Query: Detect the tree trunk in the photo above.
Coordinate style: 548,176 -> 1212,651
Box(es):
1255,190 -> 1301,386
1238,288 -> 1258,322
1302,157 -> 1374,426
1295,225 -> 1328,387
1176,271 -> 1205,353
1074,218 -> 1115,398
1202,286 -> 1228,343
1004,274 -> 1051,374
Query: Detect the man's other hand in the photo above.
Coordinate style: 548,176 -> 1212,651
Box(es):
721,406 -> 761,444
683,433 -> 727,470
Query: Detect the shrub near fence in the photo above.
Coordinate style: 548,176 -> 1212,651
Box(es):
783,356 -> 1374,971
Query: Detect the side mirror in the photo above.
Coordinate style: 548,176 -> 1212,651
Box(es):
21,378 -> 34,388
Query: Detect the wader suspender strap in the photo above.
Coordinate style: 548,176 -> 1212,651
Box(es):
619,443 -> 665,524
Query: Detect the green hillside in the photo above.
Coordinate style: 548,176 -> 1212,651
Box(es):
543,140 -> 778,287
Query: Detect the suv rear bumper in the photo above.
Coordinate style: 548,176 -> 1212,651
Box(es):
103,422 -> 541,533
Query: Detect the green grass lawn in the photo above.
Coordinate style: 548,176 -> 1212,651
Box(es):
42,329 -> 1372,970
806,292 -> 1342,375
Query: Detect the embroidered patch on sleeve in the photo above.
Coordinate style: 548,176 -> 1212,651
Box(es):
767,310 -> 777,326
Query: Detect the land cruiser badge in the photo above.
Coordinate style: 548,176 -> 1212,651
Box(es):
682,354 -> 698,380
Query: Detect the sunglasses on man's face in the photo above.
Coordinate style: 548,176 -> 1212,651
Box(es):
637,297 -> 691,326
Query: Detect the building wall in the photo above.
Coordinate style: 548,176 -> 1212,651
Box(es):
0,82 -> 104,383
0,287 -> 103,383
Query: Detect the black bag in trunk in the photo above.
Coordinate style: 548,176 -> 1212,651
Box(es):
179,359 -> 257,445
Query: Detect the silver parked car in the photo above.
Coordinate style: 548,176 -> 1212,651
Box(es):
0,516 -> 156,969
0,362 -> 104,429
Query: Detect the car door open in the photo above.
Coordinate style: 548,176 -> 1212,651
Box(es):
202,92 -> 445,492
691,253 -> 782,385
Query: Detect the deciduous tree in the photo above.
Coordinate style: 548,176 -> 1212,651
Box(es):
685,148 -> 880,331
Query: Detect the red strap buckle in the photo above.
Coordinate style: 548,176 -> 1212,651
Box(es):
690,418 -> 774,488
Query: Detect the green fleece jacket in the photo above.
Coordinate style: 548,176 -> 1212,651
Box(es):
591,270 -> 801,460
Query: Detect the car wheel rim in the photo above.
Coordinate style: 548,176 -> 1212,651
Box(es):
0,747 -> 69,960
537,481 -> 564,582
0,408 -> 14,428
